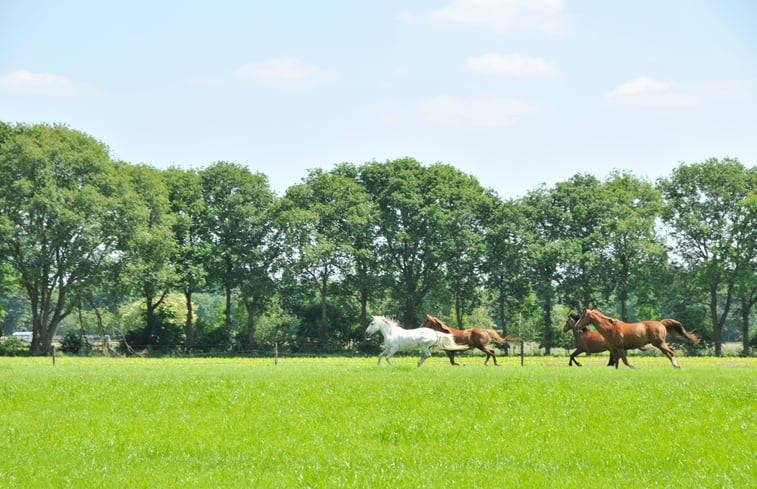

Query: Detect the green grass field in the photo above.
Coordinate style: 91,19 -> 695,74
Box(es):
1,355 -> 755,488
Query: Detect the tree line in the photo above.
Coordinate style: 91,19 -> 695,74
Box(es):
1,123 -> 755,356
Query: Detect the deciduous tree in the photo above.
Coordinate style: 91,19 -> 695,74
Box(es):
0,124 -> 134,354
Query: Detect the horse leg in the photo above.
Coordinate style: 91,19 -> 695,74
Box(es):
606,352 -> 616,367
481,346 -> 499,366
656,342 -> 680,368
418,347 -> 431,367
385,346 -> 398,366
445,350 -> 461,366
616,349 -> 634,369
569,348 -> 583,367
377,350 -> 387,365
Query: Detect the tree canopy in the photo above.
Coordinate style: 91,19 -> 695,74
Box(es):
1,123 -> 754,356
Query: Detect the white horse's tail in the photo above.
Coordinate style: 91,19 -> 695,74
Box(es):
435,333 -> 469,351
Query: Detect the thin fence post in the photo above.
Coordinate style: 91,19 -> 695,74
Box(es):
274,342 -> 278,365
51,345 -> 56,366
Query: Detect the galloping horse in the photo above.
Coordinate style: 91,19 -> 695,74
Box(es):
563,313 -> 616,367
420,314 -> 518,366
574,307 -> 700,369
364,316 -> 467,367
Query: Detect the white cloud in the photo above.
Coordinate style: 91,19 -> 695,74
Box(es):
466,53 -> 558,78
414,95 -> 538,128
427,0 -> 565,33
604,76 -> 697,108
236,57 -> 338,86
0,70 -> 100,97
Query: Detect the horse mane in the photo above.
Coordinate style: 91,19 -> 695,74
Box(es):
428,315 -> 453,333
375,316 -> 399,328
589,309 -> 622,327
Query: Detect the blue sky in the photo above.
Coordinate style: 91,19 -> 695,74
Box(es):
1,0 -> 755,198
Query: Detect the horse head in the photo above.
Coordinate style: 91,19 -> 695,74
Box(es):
574,307 -> 592,332
364,316 -> 382,339
422,314 -> 452,334
563,313 -> 581,332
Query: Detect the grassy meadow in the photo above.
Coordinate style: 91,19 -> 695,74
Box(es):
0,354 -> 755,489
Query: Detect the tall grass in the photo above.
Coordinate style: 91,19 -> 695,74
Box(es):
0,356 -> 754,488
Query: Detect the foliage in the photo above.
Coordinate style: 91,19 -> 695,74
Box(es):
0,123 -> 134,353
1,120 -> 753,356
59,330 -> 91,355
120,293 -> 190,353
659,158 -> 757,355
0,337 -> 28,356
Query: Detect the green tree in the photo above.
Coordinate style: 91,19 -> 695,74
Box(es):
237,194 -> 277,349
201,162 -> 274,345
427,164 -> 495,327
552,174 -> 611,311
360,158 -> 478,326
119,164 -> 177,343
482,198 -> 531,337
602,172 -> 666,320
521,186 -> 566,354
120,293 -> 191,353
278,167 -> 373,340
0,123 -> 133,354
734,188 -> 757,355
163,167 -> 210,351
333,163 -> 379,331
659,158 -> 756,355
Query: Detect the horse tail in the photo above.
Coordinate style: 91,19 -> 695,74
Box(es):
486,329 -> 519,344
661,319 -> 700,344
436,333 -> 469,351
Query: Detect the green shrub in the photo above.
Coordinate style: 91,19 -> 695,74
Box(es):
0,336 -> 28,356
60,331 -> 91,355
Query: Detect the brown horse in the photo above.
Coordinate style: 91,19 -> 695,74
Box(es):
420,314 -> 518,366
574,307 -> 700,369
563,313 -> 616,367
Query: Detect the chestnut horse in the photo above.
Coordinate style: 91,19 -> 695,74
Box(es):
420,314 -> 518,366
574,307 -> 700,369
563,313 -> 616,367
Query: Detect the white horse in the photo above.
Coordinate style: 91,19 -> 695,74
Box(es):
364,316 -> 468,367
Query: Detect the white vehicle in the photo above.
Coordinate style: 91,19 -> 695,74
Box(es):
11,332 -> 33,344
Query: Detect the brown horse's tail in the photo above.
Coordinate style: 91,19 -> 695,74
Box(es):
486,329 -> 519,344
661,319 -> 700,344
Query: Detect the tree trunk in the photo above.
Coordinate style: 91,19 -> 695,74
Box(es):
403,302 -> 417,329
319,274 -> 328,341
710,286 -> 722,357
455,291 -> 463,328
543,295 -> 553,356
359,288 -> 368,329
145,293 -> 157,342
244,297 -> 256,348
619,253 -> 629,321
184,289 -> 193,353
225,257 -> 233,332
741,296 -> 750,357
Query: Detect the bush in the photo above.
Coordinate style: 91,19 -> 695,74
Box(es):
122,308 -> 185,354
60,331 -> 91,355
0,337 -> 29,356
